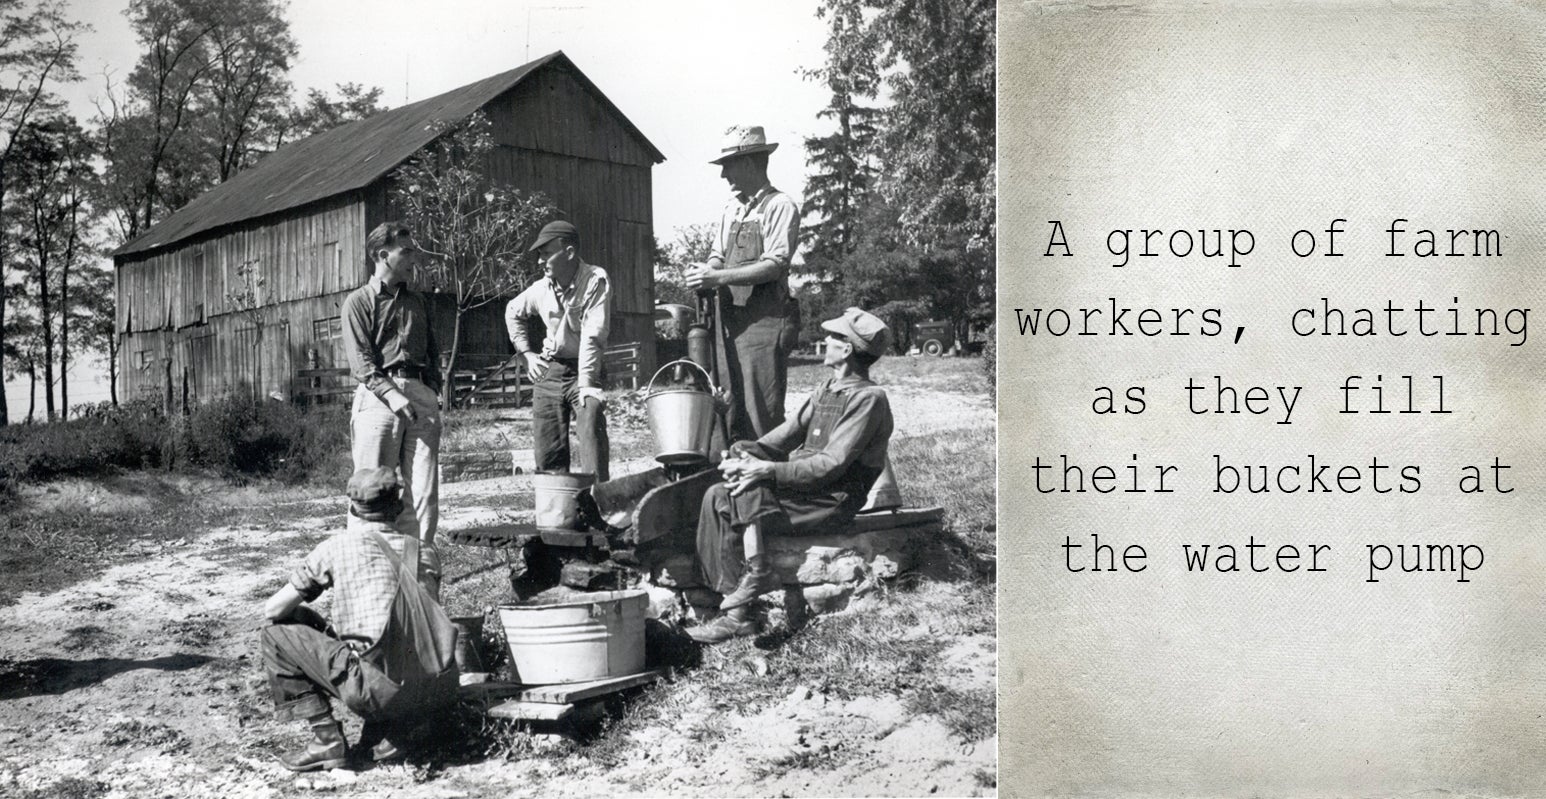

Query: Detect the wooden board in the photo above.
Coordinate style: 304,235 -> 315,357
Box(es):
629,467 -> 721,545
444,522 -> 542,549
850,506 -> 944,533
487,699 -> 576,721
478,670 -> 662,721
513,670 -> 662,704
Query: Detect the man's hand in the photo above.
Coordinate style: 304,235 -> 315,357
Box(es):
522,352 -> 549,381
396,404 -> 419,422
719,453 -> 775,496
579,387 -> 606,408
684,262 -> 721,291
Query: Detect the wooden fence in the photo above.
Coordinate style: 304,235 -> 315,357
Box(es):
291,342 -> 644,408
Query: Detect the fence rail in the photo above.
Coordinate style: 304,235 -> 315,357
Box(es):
289,342 -> 644,408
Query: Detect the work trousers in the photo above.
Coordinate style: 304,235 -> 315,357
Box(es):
695,481 -> 862,596
719,311 -> 799,443
259,621 -> 398,723
352,378 -> 441,543
532,359 -> 610,482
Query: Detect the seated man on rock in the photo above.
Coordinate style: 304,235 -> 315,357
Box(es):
690,307 -> 894,644
258,467 -> 459,771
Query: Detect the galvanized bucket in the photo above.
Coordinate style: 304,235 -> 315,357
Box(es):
498,589 -> 648,684
644,359 -> 716,465
532,471 -> 596,530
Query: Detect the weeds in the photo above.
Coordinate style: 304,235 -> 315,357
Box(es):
102,719 -> 190,753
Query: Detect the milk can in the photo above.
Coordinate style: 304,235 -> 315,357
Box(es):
644,359 -> 716,465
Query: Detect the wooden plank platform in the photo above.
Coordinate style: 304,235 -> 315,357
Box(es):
444,522 -> 542,549
477,670 -> 663,722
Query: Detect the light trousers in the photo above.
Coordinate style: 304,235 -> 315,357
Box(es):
351,378 -> 441,543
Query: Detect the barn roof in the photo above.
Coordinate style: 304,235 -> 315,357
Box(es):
114,51 -> 663,259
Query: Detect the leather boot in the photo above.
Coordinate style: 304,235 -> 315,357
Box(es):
278,719 -> 348,772
718,555 -> 779,609
687,604 -> 756,644
356,720 -> 405,763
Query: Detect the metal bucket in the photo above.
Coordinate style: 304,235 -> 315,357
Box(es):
532,471 -> 596,530
498,589 -> 648,684
645,360 -> 716,465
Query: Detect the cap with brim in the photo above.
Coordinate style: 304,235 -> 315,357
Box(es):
528,220 -> 577,254
347,467 -> 403,522
821,307 -> 891,356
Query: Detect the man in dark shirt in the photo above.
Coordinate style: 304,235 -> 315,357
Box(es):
689,307 -> 894,644
342,222 -> 443,543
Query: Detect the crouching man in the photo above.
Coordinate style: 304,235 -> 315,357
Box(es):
690,307 -> 894,644
258,467 -> 459,771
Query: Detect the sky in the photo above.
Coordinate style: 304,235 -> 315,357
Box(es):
8,0 -> 837,416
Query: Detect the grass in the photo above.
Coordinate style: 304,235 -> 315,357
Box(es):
0,475 -> 336,607
5,355 -> 997,792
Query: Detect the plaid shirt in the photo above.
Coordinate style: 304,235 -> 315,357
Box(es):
288,519 -> 442,650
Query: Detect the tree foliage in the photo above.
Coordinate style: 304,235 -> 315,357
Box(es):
278,81 -> 384,145
5,115 -> 99,419
391,112 -> 557,407
653,223 -> 715,308
0,0 -> 85,425
96,0 -> 297,239
800,0 -> 995,349
799,0 -> 881,278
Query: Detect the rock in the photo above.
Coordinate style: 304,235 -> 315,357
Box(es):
643,584 -> 685,621
796,551 -> 868,585
869,553 -> 900,580
560,561 -> 629,591
801,583 -> 853,614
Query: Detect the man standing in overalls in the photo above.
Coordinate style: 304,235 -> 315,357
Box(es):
685,125 -> 802,443
688,308 -> 894,644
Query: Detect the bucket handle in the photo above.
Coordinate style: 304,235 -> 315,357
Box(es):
646,359 -> 713,398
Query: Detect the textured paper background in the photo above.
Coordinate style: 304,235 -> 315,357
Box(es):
999,1 -> 1546,795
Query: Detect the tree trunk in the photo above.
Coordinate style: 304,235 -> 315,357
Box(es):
0,166 -> 9,427
25,360 -> 36,424
443,307 -> 464,409
39,248 -> 55,422
108,333 -> 119,406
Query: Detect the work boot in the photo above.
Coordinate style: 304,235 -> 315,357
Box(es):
687,605 -> 755,644
718,556 -> 779,609
278,720 -> 348,772
356,720 -> 405,763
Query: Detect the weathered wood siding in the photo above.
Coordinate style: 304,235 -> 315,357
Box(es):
117,194 -> 369,400
115,58 -> 660,403
480,64 -> 657,373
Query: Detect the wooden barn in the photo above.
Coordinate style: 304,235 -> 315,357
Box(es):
112,51 -> 663,405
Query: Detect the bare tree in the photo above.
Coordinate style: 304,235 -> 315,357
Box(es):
391,113 -> 556,408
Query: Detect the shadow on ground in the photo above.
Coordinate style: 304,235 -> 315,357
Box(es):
0,653 -> 216,699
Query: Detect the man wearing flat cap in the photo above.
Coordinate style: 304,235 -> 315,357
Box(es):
343,221 -> 443,543
689,307 -> 895,644
505,220 -> 612,482
685,125 -> 802,445
259,467 -> 457,771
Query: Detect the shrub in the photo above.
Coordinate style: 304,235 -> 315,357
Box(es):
0,400 -> 171,488
181,394 -> 350,484
982,321 -> 996,404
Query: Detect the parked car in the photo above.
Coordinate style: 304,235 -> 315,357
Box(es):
914,320 -> 954,356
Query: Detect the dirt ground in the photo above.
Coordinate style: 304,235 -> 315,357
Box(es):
0,365 -> 996,798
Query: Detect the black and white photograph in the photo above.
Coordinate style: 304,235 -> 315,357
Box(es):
0,1 -> 996,796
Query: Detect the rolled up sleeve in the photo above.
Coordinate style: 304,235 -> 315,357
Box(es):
757,194 -> 799,271
288,541 -> 335,603
505,291 -> 534,354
